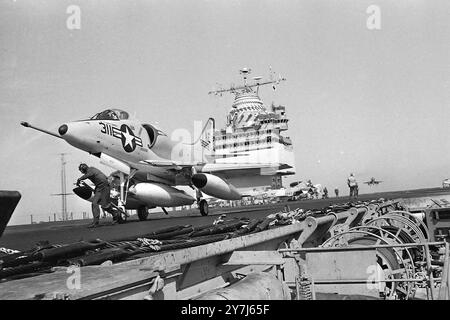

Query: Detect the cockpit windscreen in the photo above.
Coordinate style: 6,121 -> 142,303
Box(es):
89,109 -> 130,121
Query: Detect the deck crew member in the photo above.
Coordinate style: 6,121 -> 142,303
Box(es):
347,173 -> 358,199
322,187 -> 328,199
77,163 -> 117,228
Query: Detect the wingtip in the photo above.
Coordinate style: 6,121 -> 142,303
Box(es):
20,121 -> 29,127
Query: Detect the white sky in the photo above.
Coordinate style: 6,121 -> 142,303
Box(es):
1,0 -> 450,225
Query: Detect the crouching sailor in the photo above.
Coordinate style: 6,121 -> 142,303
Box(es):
76,163 -> 119,228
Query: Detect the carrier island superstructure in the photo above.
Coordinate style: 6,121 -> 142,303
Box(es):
208,68 -> 295,194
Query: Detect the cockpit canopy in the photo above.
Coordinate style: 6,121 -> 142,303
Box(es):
89,109 -> 130,121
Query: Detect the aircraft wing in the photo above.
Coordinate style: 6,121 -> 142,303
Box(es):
199,163 -> 294,177
124,158 -> 294,183
139,159 -> 207,170
138,159 -> 291,173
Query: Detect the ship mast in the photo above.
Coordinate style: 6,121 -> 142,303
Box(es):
51,153 -> 73,221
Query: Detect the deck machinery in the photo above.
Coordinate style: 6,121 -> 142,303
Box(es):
0,193 -> 449,300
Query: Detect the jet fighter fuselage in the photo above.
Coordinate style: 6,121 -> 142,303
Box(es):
21,108 -> 241,218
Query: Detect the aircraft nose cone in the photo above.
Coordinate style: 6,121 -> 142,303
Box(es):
58,124 -> 68,136
192,173 -> 207,188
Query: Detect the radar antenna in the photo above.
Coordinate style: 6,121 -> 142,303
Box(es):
208,67 -> 286,96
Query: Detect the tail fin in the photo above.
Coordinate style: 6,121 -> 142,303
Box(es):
199,119 -> 214,153
184,118 -> 215,163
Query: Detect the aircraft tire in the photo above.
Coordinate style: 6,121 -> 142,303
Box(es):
199,199 -> 209,216
118,212 -> 127,223
138,206 -> 149,221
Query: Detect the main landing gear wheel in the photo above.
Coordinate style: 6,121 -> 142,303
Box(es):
117,208 -> 127,223
137,206 -> 149,221
106,203 -> 127,224
199,199 -> 209,216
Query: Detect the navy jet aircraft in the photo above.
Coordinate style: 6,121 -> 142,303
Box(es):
21,109 -> 284,220
363,177 -> 383,186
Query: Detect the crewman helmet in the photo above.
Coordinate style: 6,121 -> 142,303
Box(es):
78,163 -> 88,173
